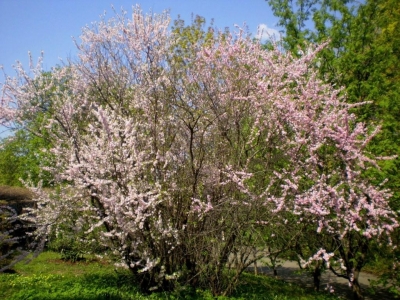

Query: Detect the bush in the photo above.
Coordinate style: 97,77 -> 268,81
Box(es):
0,186 -> 37,271
45,191 -> 108,260
0,201 -> 25,271
0,186 -> 33,202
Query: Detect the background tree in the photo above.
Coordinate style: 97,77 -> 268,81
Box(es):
266,0 -> 400,205
0,129 -> 52,187
0,68 -> 59,188
340,0 -> 400,209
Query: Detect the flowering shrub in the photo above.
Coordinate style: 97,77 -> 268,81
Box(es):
0,6 -> 397,296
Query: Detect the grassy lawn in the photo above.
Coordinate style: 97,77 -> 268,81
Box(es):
0,252 -> 340,300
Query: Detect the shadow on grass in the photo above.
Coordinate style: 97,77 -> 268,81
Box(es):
232,271 -> 340,300
248,265 -> 394,300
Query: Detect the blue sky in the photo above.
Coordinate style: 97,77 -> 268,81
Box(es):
0,0 -> 280,81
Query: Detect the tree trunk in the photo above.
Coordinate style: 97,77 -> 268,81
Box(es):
313,262 -> 322,291
351,269 -> 364,300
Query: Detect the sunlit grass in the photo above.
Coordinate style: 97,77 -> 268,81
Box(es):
0,252 -> 139,300
0,252 -> 340,300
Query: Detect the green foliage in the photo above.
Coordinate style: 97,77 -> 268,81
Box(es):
59,248 -> 85,263
45,191 -> 107,260
364,232 -> 400,298
0,129 -> 52,187
47,227 -> 106,263
172,15 -> 215,52
0,137 -> 22,187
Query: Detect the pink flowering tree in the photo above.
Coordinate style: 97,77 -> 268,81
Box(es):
0,6 -> 397,297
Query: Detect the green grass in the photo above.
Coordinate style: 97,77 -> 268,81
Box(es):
0,252 -> 340,300
0,252 -> 139,300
